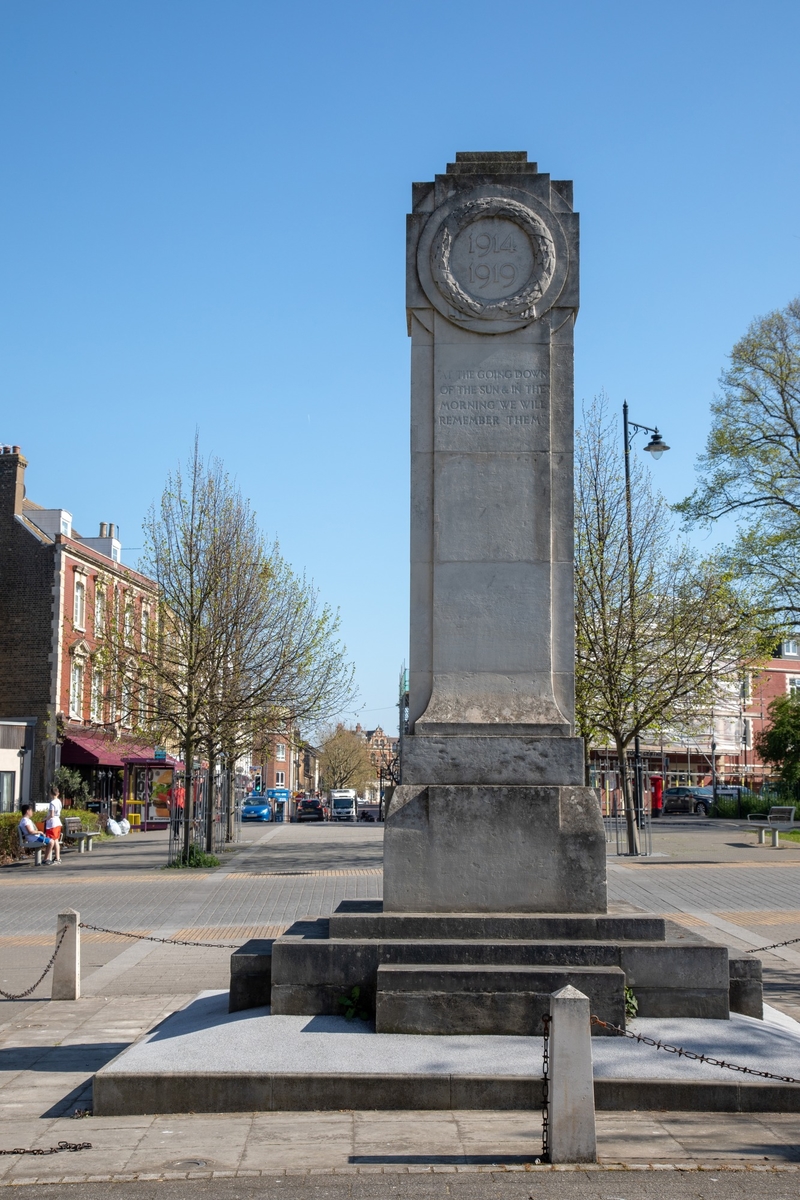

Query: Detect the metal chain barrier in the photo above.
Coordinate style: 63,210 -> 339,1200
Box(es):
746,934 -> 800,954
78,922 -> 242,949
536,1012 -> 550,1164
0,926 -> 67,1001
0,1142 -> 92,1157
590,1015 -> 800,1085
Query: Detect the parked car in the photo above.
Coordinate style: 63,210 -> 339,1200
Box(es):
241,796 -> 272,822
662,786 -> 712,816
297,798 -> 326,822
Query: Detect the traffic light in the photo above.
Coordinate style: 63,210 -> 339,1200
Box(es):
254,774 -> 262,793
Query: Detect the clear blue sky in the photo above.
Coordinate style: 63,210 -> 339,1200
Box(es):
3,1 -> 799,734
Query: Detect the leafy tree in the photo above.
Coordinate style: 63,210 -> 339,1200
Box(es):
318,724 -> 374,792
54,766 -> 90,806
756,693 -> 800,784
676,297 -> 800,620
576,396 -> 776,853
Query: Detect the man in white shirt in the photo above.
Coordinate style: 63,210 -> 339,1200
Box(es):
18,804 -> 58,864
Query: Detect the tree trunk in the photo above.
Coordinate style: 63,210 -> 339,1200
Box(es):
583,736 -> 591,787
205,748 -> 216,853
182,735 -> 193,863
225,761 -> 235,842
615,735 -> 640,855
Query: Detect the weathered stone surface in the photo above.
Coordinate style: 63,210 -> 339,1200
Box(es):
229,939 -> 274,1014
729,953 -> 764,1019
268,925 -> 730,1022
548,985 -> 597,1163
383,784 -> 606,913
328,903 -> 665,942
374,964 -> 625,1035
401,734 -> 584,785
51,909 -> 80,1002
386,150 -> 605,913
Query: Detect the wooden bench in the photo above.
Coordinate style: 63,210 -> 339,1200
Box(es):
62,816 -> 98,853
17,826 -> 43,866
747,806 -> 799,846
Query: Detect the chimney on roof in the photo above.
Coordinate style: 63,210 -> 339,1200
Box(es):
99,522 -> 108,538
0,445 -> 27,520
109,523 -> 116,538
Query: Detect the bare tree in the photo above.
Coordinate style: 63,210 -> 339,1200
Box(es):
103,438 -> 355,859
318,724 -> 374,792
575,396 -> 775,853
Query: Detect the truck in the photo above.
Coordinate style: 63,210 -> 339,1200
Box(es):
329,789 -> 357,821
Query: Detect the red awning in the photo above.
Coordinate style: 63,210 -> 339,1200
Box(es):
60,731 -> 178,768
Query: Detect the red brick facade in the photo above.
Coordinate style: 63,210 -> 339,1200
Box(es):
0,447 -> 158,805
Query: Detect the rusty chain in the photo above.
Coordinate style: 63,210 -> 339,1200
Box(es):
0,1142 -> 92,1156
536,1013 -> 550,1164
0,926 -> 67,1001
746,933 -> 800,954
590,1015 -> 800,1085
78,922 -> 243,949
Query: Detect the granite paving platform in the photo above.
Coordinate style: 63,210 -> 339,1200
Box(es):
93,990 -> 800,1115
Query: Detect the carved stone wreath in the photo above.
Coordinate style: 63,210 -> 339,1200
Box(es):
431,197 -> 556,320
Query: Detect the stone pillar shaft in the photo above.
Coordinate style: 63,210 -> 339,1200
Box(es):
385,152 -> 606,913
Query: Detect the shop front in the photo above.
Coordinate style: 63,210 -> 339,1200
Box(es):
60,730 -> 178,829
122,758 -> 179,831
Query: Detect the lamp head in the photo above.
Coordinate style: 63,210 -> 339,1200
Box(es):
643,430 -> 670,460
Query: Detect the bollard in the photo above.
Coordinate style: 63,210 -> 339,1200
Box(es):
547,984 -> 596,1163
51,909 -> 80,1000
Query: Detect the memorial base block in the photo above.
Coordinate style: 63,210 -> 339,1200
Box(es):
382,783 -> 607,913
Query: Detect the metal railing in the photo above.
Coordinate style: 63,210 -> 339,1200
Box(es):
167,767 -> 240,864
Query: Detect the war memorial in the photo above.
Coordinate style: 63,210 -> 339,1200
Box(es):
94,154 -> 800,1137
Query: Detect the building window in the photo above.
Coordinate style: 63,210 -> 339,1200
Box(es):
91,667 -> 104,723
275,770 -> 285,786
141,605 -> 150,652
788,677 -> 800,697
124,600 -> 135,646
276,743 -> 286,761
112,545 -> 120,562
70,660 -> 85,720
94,585 -> 106,636
0,772 -> 15,813
60,516 -> 70,536
784,640 -> 799,657
121,669 -> 134,727
139,681 -> 149,724
74,577 -> 86,630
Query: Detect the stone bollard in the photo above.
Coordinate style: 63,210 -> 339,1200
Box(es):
547,984 -> 596,1163
51,909 -> 80,1000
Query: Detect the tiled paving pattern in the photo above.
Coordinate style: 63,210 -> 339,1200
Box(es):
3,816 -> 800,1177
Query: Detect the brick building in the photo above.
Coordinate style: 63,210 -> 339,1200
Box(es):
355,724 -> 400,771
251,730 -> 320,815
588,640 -> 800,805
0,446 -> 159,811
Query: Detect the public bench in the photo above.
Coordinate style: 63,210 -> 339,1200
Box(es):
17,827 -> 43,866
62,816 -> 98,853
747,806 -> 799,846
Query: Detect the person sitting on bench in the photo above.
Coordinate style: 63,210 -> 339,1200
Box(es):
18,804 -> 60,864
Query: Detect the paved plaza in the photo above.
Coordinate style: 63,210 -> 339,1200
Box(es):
2,818 -> 800,1185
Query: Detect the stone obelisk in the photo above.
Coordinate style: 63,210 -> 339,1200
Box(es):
384,152 -> 606,913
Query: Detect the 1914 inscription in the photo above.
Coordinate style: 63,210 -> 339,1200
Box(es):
450,216 -> 535,302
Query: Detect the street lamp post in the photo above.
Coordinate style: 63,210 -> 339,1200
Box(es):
622,400 -> 670,855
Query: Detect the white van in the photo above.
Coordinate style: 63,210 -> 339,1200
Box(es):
329,789 -> 357,821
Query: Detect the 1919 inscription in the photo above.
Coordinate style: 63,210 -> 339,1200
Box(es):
450,217 -> 534,302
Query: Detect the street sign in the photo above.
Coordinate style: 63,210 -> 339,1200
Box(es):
154,747 -> 166,761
